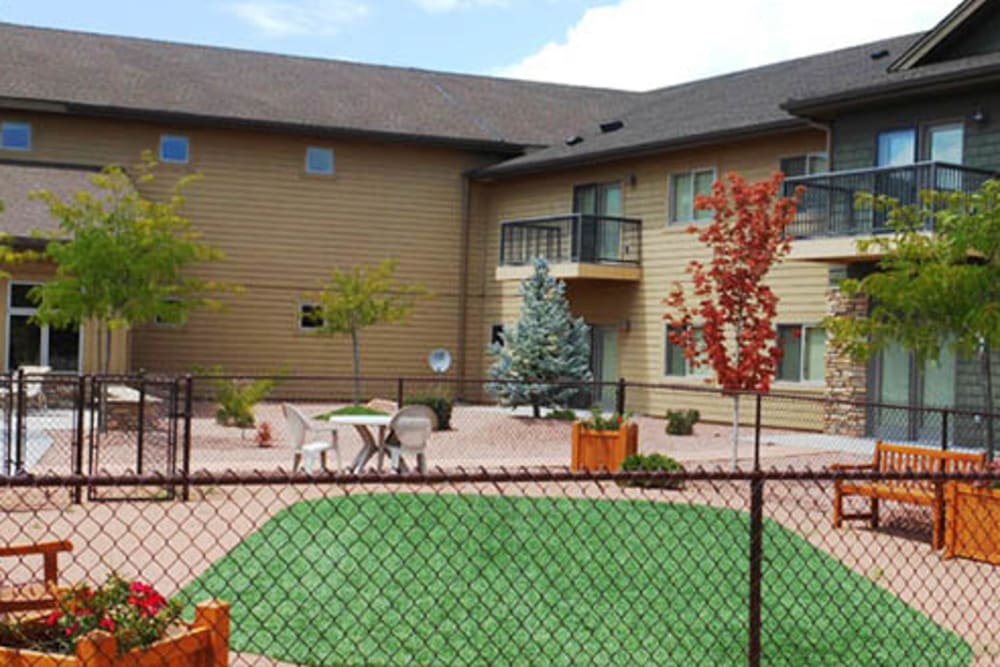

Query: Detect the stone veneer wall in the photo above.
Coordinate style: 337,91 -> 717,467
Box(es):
824,287 -> 869,437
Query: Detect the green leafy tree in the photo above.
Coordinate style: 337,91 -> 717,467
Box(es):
310,259 -> 430,403
29,153 -> 231,373
826,181 -> 1000,460
487,258 -> 592,417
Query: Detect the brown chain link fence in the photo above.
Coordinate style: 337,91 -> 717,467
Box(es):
1,373 -> 998,665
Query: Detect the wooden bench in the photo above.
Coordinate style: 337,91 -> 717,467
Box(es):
0,540 -> 73,616
831,441 -> 986,549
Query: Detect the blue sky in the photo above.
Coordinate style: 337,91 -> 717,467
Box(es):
1,0 -> 960,91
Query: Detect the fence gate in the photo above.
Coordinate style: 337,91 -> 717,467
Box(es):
86,375 -> 189,502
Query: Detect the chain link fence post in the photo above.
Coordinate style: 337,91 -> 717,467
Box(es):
748,470 -> 765,667
181,374 -> 194,502
72,374 -> 87,504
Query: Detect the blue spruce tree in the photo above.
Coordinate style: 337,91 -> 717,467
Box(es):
487,258 -> 592,417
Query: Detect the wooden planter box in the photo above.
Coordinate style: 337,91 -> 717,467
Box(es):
0,600 -> 229,667
944,483 -> 1000,565
571,422 -> 638,472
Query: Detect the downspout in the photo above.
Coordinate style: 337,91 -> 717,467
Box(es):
455,174 -> 472,400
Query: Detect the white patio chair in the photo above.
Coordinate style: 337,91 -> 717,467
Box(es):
0,366 -> 51,410
386,405 -> 437,473
282,403 -> 340,473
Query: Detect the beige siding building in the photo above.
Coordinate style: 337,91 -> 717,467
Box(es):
3,1 -> 999,434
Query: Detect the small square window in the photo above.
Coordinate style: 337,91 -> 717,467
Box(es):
306,147 -> 335,175
154,298 -> 184,327
1,122 -> 31,151
665,325 -> 711,377
777,324 -> 826,383
669,168 -> 715,223
160,135 -> 190,163
299,303 -> 324,330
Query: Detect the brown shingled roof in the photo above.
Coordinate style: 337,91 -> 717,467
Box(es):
0,162 -> 99,239
0,22 -> 640,150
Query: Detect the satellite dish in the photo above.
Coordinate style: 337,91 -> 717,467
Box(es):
428,348 -> 452,374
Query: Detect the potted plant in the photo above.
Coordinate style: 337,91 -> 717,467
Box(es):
571,406 -> 638,472
255,421 -> 274,448
944,460 -> 1000,565
0,574 -> 229,667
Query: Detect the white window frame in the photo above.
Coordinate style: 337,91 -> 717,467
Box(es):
4,282 -> 83,372
665,325 -> 711,378
159,134 -> 190,164
778,152 -> 828,177
298,303 -> 324,331
0,121 -> 32,152
776,323 -> 826,384
305,147 -> 335,175
668,167 -> 716,224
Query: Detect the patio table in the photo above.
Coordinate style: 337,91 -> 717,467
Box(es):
326,414 -> 393,473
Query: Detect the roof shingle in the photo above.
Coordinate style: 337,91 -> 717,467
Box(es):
0,22 -> 640,150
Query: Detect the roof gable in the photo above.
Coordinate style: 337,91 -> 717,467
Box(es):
889,0 -> 999,71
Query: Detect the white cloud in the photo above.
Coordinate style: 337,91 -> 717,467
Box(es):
499,0 -> 959,91
228,0 -> 368,36
411,0 -> 507,13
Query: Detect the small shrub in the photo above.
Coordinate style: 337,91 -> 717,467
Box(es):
200,366 -> 283,429
665,409 -> 700,436
578,405 -> 631,431
546,408 -> 578,421
405,394 -> 452,430
618,453 -> 685,489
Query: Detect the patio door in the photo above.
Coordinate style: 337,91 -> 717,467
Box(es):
573,182 -> 623,261
6,282 -> 81,372
871,340 -> 956,444
591,325 -> 619,411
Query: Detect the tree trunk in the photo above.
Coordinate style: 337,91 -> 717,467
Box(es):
732,319 -> 742,471
985,340 -> 995,462
350,327 -> 362,405
732,393 -> 740,471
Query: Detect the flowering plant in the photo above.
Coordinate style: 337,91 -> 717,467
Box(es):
255,421 -> 274,447
1,574 -> 183,655
578,406 -> 632,431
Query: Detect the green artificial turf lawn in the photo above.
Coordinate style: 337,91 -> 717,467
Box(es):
313,405 -> 389,420
183,495 -> 971,666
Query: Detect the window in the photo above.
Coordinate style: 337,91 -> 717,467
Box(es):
0,122 -> 31,151
669,169 -> 715,223
159,135 -> 189,163
876,129 -> 916,167
779,153 -> 828,178
305,147 -> 335,175
665,325 -> 711,377
776,324 -> 825,383
924,123 -> 964,163
153,298 -> 183,327
6,283 -> 80,372
299,303 -> 324,330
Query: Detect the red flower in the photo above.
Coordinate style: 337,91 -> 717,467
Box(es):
46,610 -> 63,626
99,617 -> 116,632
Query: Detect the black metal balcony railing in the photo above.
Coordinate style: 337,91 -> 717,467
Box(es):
499,214 -> 641,267
782,161 -> 998,238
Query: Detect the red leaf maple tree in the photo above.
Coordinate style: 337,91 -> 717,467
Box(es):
664,172 -> 801,465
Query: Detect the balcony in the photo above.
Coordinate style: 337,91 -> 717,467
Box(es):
783,161 -> 997,243
497,214 -> 641,281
